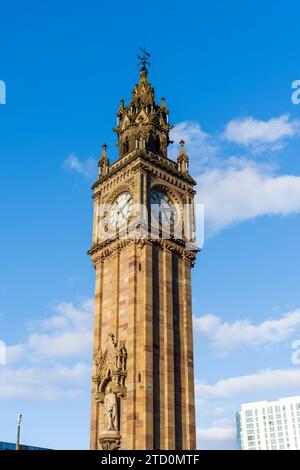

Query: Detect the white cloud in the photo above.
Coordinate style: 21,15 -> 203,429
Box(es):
0,363 -> 90,400
197,420 -> 236,450
63,153 -> 97,179
198,368 -> 300,398
9,299 -> 94,362
169,121 -> 218,169
1,299 -> 93,400
224,114 -> 300,150
169,119 -> 300,235
194,308 -> 300,355
197,160 -> 300,235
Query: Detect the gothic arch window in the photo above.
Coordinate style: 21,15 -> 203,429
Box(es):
122,137 -> 129,155
147,133 -> 155,152
156,136 -> 161,153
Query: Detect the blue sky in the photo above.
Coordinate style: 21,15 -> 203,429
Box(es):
1,0 -> 300,449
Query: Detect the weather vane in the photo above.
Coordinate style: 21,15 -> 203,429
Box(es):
137,46 -> 151,71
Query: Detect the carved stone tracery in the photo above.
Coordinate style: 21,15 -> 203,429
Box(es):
93,333 -> 127,404
92,333 -> 127,450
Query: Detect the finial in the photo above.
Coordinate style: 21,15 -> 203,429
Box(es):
161,97 -> 166,107
177,139 -> 189,173
137,46 -> 151,72
117,99 -> 125,115
99,144 -> 109,177
100,144 -> 108,160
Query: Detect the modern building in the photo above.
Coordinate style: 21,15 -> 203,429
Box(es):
236,396 -> 300,450
0,441 -> 49,450
89,50 -> 198,450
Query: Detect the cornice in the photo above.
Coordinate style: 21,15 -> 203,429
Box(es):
88,235 -> 199,267
92,151 -> 196,191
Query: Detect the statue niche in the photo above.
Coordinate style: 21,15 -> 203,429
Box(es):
122,137 -> 129,156
147,132 -> 161,153
104,385 -> 118,432
92,333 -> 127,450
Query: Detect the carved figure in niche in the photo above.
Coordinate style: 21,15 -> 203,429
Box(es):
104,385 -> 118,431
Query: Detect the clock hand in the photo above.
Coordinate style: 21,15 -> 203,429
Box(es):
118,206 -> 126,217
119,202 -> 128,212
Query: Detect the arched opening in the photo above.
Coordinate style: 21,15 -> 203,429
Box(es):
122,138 -> 129,155
155,136 -> 161,153
136,135 -> 143,150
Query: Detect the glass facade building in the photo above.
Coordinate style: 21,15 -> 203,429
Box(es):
236,396 -> 300,450
0,441 -> 49,451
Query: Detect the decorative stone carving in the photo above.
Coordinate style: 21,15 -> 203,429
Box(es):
92,333 -> 127,404
98,434 -> 121,450
104,386 -> 118,431
92,333 -> 127,449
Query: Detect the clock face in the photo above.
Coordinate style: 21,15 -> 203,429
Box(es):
150,190 -> 176,226
108,192 -> 133,228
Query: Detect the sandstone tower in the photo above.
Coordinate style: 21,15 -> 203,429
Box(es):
89,55 -> 197,450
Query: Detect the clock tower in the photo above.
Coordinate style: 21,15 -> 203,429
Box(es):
89,56 -> 198,450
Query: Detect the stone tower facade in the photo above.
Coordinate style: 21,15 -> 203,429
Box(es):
89,64 -> 198,450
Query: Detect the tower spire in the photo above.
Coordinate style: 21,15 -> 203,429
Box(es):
113,48 -> 173,159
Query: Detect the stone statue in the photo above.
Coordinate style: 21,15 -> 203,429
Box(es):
104,386 -> 117,431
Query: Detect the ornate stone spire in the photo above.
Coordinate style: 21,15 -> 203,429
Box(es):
98,144 -> 109,177
113,52 -> 173,159
177,139 -> 189,174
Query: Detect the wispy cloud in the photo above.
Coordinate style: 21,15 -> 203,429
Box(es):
2,299 -> 93,401
63,153 -> 97,179
194,308 -> 300,355
0,363 -> 90,400
197,420 -> 236,450
223,114 -> 300,152
169,120 -> 218,170
197,159 -> 300,235
198,368 -> 300,398
169,117 -> 300,236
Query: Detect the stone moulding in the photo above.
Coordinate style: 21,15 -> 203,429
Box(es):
98,432 -> 121,451
88,235 -> 198,266
92,151 -> 197,190
92,333 -> 127,404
